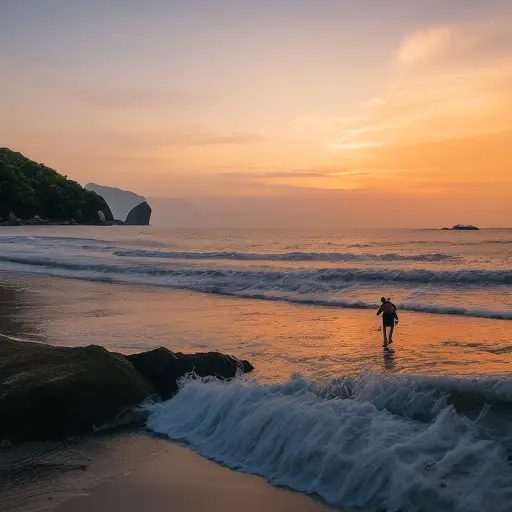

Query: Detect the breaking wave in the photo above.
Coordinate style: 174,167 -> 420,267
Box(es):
146,373 -> 512,511
0,254 -> 510,320
113,249 -> 454,262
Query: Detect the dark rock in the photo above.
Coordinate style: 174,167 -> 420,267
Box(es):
0,338 -> 155,442
126,348 -> 254,400
441,225 -> 479,231
85,183 -> 147,222
2,212 -> 22,226
26,215 -> 50,225
125,201 -> 152,226
451,224 -> 479,230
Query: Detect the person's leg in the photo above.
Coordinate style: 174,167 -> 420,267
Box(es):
383,321 -> 388,343
388,323 -> 395,343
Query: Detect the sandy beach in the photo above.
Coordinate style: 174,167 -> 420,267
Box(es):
56,442 -> 336,512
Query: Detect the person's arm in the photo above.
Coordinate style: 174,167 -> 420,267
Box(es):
376,305 -> 383,315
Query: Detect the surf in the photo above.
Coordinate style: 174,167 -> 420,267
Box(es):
146,373 -> 512,512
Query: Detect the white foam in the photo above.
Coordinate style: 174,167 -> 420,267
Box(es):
113,249 -> 454,262
146,375 -> 512,511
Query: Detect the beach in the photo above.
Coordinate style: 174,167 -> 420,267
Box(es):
55,442 -> 335,512
1,227 -> 511,511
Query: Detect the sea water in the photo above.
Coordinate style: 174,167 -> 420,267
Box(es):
1,226 -> 511,511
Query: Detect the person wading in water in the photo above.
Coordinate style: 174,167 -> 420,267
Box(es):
376,297 -> 398,344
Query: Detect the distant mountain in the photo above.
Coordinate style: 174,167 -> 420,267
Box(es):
85,183 -> 147,222
0,149 -> 113,224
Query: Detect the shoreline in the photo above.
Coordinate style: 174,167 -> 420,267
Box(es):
55,441 -> 338,512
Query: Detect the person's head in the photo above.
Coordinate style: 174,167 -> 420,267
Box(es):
381,296 -> 387,303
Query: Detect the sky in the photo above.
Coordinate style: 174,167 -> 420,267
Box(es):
1,0 -> 511,227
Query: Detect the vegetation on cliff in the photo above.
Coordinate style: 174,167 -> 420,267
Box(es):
0,148 -> 113,223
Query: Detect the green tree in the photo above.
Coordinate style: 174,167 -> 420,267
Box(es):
0,149 -> 113,222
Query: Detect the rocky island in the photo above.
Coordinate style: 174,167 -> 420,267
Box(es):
441,225 -> 480,230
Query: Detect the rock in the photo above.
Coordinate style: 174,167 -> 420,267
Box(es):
0,338 -> 155,442
24,215 -> 51,226
125,348 -> 254,400
125,201 -> 152,226
451,224 -> 479,230
2,212 -> 22,226
85,184 -> 147,222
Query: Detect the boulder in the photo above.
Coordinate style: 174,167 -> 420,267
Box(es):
125,348 -> 254,400
0,338 -> 155,442
125,201 -> 152,225
2,212 -> 22,226
27,215 -> 49,225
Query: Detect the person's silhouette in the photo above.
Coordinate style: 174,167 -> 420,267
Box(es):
376,297 -> 398,344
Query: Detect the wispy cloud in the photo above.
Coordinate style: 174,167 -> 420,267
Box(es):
164,131 -> 265,147
395,26 -> 455,67
216,168 -> 355,180
327,13 -> 512,153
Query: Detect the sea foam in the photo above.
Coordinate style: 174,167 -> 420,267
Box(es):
146,374 -> 512,512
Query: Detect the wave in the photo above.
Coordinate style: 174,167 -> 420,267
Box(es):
1,254 -> 509,285
0,235 -> 173,249
0,254 -> 510,320
232,295 -> 512,320
113,249 -> 454,262
146,373 -> 512,511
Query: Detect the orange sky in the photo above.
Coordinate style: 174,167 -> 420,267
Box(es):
1,1 -> 511,227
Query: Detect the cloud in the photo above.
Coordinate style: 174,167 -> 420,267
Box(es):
327,14 -> 512,153
394,17 -> 512,69
164,131 -> 265,146
395,26 -> 454,67
215,168 -> 361,180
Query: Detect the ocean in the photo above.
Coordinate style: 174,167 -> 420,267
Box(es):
1,226 -> 511,511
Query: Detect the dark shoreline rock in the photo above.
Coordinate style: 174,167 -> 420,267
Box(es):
0,218 -> 126,227
0,338 -> 155,443
126,347 -> 254,400
0,337 -> 253,443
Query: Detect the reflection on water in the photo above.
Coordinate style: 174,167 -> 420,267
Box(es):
382,346 -> 396,371
0,277 -> 43,341
2,272 -> 511,382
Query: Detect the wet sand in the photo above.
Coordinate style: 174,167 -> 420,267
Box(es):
56,442 -> 336,512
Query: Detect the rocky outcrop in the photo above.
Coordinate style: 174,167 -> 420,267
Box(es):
125,201 -> 152,226
85,184 -> 151,225
126,348 -> 254,400
0,338 -> 155,442
441,225 -> 479,230
0,338 -> 254,443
